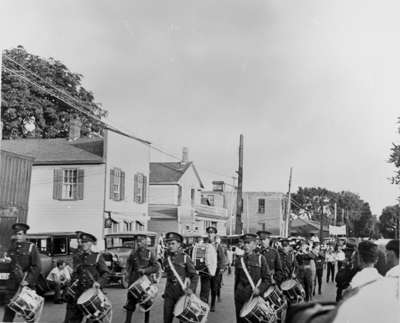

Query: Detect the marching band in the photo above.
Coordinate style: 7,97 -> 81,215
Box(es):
1,224 -> 360,323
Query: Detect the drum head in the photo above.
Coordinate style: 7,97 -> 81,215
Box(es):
206,244 -> 217,276
264,286 -> 275,297
173,296 -> 187,317
77,288 -> 96,304
240,297 -> 258,317
281,279 -> 296,291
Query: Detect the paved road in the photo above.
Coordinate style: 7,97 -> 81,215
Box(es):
0,270 -> 337,322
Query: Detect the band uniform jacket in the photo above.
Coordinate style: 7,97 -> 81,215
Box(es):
278,249 -> 298,281
260,247 -> 283,282
6,241 -> 41,291
234,253 -> 272,296
162,250 -> 199,299
215,243 -> 226,274
126,247 -> 160,285
71,250 -> 110,295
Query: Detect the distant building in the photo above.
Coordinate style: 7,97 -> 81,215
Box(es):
205,181 -> 287,235
148,149 -> 229,235
1,125 -> 151,249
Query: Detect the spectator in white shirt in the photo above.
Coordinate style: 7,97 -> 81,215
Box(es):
333,240 -> 398,323
348,240 -> 382,289
385,239 -> 399,278
46,260 -> 71,303
325,246 -> 336,283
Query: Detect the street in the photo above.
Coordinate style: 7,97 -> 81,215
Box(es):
0,270 -> 337,323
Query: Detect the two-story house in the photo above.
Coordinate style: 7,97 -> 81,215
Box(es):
206,181 -> 287,235
1,125 -> 150,249
148,149 -> 229,235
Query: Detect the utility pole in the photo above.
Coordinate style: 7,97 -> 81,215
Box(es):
235,134 -> 244,234
334,203 -> 337,226
284,167 -> 293,237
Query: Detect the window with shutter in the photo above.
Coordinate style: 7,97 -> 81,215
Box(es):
133,173 -> 146,204
110,168 -> 123,201
133,174 -> 139,203
54,168 -> 82,200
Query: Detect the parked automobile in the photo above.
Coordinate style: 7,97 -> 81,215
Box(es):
26,232 -> 79,296
103,231 -> 161,288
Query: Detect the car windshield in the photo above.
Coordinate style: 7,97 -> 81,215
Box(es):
105,236 -> 155,249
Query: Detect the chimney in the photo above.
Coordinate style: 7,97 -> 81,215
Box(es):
182,147 -> 189,164
69,116 -> 82,141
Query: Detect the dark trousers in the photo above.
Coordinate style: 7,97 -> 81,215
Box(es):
298,267 -> 313,302
3,290 -> 20,322
313,268 -> 323,294
47,280 -> 63,301
124,292 -> 150,323
163,294 -> 183,323
337,261 -> 344,272
326,262 -> 335,283
200,273 -> 219,307
234,284 -> 252,323
64,302 -> 84,323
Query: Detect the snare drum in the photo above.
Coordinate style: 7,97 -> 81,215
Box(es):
280,279 -> 305,304
8,286 -> 44,323
240,296 -> 277,323
64,279 -> 80,303
139,284 -> 158,312
128,275 -> 152,302
77,287 -> 112,320
263,285 -> 286,312
174,294 -> 210,323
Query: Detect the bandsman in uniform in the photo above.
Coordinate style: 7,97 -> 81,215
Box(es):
2,223 -> 41,323
199,226 -> 225,312
278,238 -> 298,282
64,232 -> 110,323
123,233 -> 160,323
295,240 -> 315,302
257,231 -> 283,284
162,232 -> 199,323
234,233 -> 272,323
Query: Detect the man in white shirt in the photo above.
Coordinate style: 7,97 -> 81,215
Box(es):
46,260 -> 71,303
333,240 -> 399,323
385,239 -> 399,278
348,241 -> 382,289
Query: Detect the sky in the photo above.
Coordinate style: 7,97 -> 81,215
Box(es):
1,0 -> 399,215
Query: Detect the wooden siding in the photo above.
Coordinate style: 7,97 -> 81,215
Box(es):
0,150 -> 34,223
28,164 -> 106,249
149,185 -> 179,205
104,130 -> 150,221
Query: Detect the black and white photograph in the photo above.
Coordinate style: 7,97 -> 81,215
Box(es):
0,1 -> 399,322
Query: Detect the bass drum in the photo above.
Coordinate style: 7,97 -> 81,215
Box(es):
192,243 -> 217,276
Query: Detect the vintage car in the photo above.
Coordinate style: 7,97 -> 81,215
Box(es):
103,231 -> 161,288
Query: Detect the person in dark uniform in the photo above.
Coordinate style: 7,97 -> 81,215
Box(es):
311,242 -> 325,295
278,238 -> 298,282
295,240 -> 315,302
64,232 -> 110,323
257,231 -> 283,284
2,223 -> 41,323
234,233 -> 272,323
162,232 -> 199,323
199,226 -> 225,312
123,234 -> 160,323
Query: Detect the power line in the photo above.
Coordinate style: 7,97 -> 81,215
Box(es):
2,60 -> 236,181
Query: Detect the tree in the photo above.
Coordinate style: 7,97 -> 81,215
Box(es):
354,202 -> 375,237
379,205 -> 400,239
291,187 -> 373,237
1,46 -> 107,139
389,117 -> 400,188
